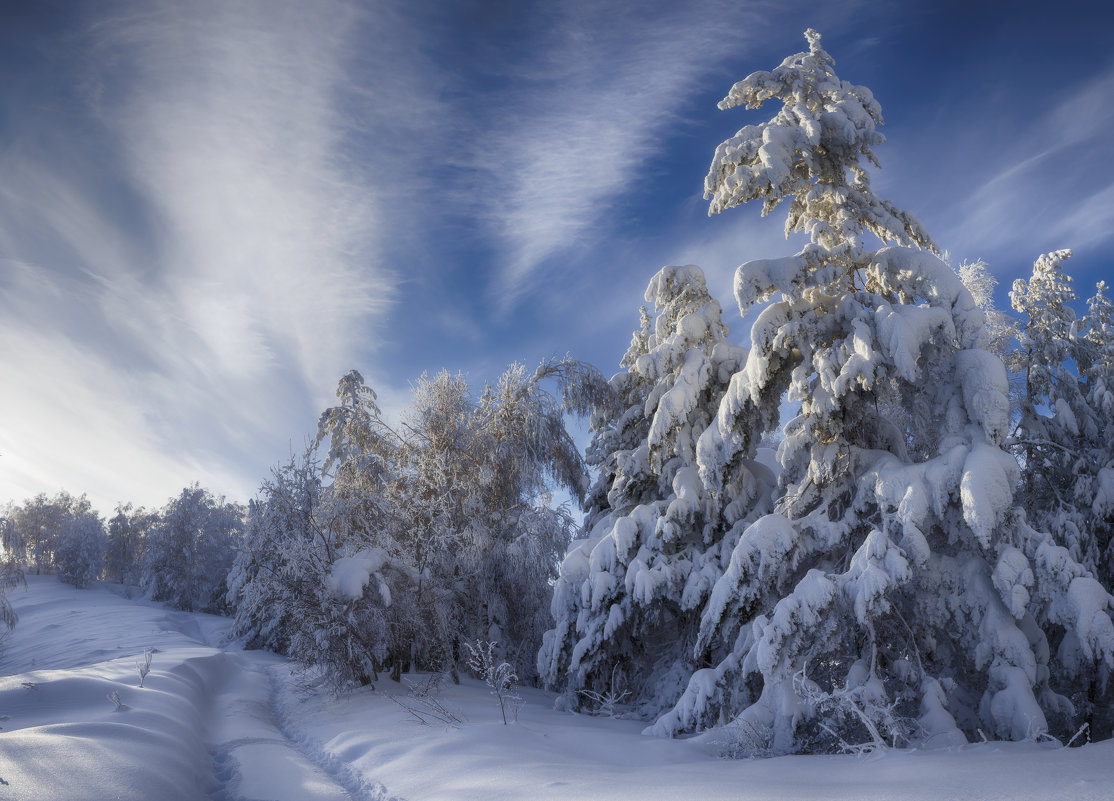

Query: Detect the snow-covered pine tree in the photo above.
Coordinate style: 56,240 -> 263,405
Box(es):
647,30 -> 1114,751
539,265 -> 776,716
1081,282 -> 1114,567
1007,249 -> 1097,536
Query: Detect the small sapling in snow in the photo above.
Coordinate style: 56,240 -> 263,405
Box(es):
136,648 -> 153,687
463,640 -> 522,725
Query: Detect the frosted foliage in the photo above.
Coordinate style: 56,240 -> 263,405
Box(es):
960,444 -> 1021,547
637,32 -> 1114,753
957,258 -> 1016,360
143,485 -> 243,614
705,29 -> 933,263
540,264 -> 774,718
55,508 -> 107,590
1007,252 -> 1114,637
235,361 -> 607,688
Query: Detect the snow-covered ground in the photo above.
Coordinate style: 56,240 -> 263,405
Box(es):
1,577 -> 1112,801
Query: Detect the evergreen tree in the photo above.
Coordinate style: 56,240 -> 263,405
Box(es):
1080,282 -> 1114,589
539,264 -> 775,715
560,30 -> 1114,752
1008,250 -> 1095,521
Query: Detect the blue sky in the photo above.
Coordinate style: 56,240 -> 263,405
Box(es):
1,0 -> 1111,514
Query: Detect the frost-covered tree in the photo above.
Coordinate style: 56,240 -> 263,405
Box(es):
105,503 -> 153,585
231,360 -> 611,689
539,265 -> 776,715
1005,251 -> 1114,605
393,359 -> 611,682
1007,250 -> 1096,519
54,498 -> 107,589
0,513 -> 25,638
956,257 -> 1018,367
229,447 -> 405,688
7,491 -> 79,574
632,30 -> 1114,751
1078,282 -> 1114,589
143,485 -> 244,613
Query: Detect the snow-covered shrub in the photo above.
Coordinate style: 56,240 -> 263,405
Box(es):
136,649 -> 153,688
142,485 -> 243,613
386,673 -> 465,728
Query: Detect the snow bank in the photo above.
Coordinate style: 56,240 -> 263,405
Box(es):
5,576 -> 1114,801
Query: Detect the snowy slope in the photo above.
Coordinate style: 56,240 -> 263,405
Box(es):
2,576 -> 1113,801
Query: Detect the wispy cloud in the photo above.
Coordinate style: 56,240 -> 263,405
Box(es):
461,0 -> 776,311
0,0 -> 442,511
935,65 -> 1114,272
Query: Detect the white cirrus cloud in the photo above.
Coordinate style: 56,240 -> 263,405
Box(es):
0,0 -> 444,511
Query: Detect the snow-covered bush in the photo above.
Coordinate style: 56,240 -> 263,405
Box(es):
142,484 -> 243,613
136,648 -> 153,688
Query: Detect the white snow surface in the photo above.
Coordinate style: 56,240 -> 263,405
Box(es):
3,575 -> 1114,801
326,548 -> 391,604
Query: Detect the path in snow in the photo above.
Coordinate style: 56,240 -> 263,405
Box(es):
203,650 -> 354,801
0,577 -> 392,801
7,577 -> 1114,801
